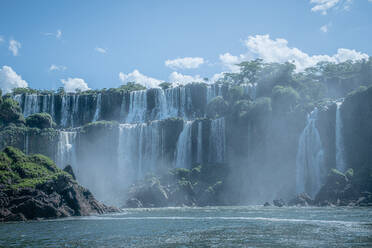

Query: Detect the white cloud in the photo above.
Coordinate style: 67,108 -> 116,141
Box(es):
165,57 -> 204,69
95,47 -> 107,54
0,36 -> 3,43
9,39 -> 21,56
119,70 -> 162,88
43,30 -> 62,39
320,23 -> 331,33
310,0 -> 353,14
210,72 -> 225,83
168,72 -> 203,85
49,64 -> 67,72
61,78 -> 90,93
310,0 -> 340,14
243,34 -> 368,71
219,53 -> 247,72
0,66 -> 28,94
369,0 -> 372,2
56,30 -> 62,39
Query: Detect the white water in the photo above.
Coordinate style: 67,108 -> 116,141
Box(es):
196,121 -> 203,164
335,101 -> 346,172
57,131 -> 77,170
296,108 -> 325,198
92,93 -> 102,122
126,90 -> 147,123
118,121 -> 163,181
175,121 -> 193,168
208,118 -> 226,163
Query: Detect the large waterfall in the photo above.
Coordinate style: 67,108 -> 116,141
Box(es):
335,101 -> 346,172
295,108 -> 325,198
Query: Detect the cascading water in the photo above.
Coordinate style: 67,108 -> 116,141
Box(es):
57,131 -> 77,170
92,93 -> 102,122
206,84 -> 222,103
175,121 -> 193,168
241,83 -> 257,100
335,101 -> 346,172
208,118 -> 226,164
295,108 -> 325,198
118,121 -> 163,181
23,94 -> 39,117
126,90 -> 147,123
196,121 -> 203,164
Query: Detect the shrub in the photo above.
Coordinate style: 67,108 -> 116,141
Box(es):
26,113 -> 55,129
206,96 -> 229,118
0,98 -> 25,125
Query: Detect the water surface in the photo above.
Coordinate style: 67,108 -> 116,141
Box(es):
1,206 -> 371,247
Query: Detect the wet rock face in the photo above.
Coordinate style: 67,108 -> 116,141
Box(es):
0,175 -> 118,222
288,193 -> 314,206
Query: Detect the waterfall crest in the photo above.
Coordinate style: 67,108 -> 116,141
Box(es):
296,108 -> 325,198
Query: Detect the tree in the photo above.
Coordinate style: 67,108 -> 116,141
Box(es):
272,85 -> 300,113
0,98 -> 25,125
206,96 -> 229,118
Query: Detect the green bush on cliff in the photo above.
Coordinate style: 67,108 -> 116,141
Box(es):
0,146 -> 71,189
0,98 -> 25,126
26,113 -> 56,129
206,96 -> 229,118
271,85 -> 299,113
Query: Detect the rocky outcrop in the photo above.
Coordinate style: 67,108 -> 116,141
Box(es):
0,147 -> 118,222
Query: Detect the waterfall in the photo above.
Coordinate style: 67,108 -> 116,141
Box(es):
241,83 -> 257,100
206,84 -> 222,103
118,121 -> 162,181
208,118 -> 226,163
296,108 -> 325,198
71,95 -> 80,127
175,121 -> 193,168
196,121 -> 203,164
60,95 -> 70,127
93,93 -> 102,122
57,131 -> 77,170
23,94 -> 39,117
126,90 -> 147,123
335,101 -> 346,172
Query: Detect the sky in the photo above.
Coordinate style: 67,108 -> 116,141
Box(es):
0,0 -> 371,93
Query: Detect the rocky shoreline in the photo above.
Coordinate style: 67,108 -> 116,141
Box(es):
0,147 -> 118,222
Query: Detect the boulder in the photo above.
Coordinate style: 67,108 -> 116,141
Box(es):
288,193 -> 313,206
273,199 -> 286,207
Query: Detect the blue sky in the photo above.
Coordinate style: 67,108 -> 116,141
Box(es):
0,0 -> 371,92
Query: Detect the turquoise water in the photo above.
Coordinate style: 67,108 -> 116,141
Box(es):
0,206 -> 371,247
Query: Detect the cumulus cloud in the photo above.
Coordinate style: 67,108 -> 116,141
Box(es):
61,78 -> 90,93
168,72 -> 203,85
165,57 -> 204,69
0,66 -> 28,94
219,53 -> 247,72
119,70 -> 162,88
95,47 -> 107,54
43,29 -> 62,39
9,39 -> 21,56
242,34 -> 368,71
49,64 -> 67,72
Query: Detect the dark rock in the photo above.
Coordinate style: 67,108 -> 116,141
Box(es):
63,165 -> 76,180
288,193 -> 314,206
125,198 -> 143,208
273,199 -> 286,207
263,202 -> 271,207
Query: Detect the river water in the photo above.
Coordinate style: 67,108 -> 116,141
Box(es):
0,206 -> 371,247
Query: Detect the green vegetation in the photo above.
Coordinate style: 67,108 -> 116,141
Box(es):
0,97 -> 24,127
26,113 -> 56,129
0,146 -> 71,190
206,96 -> 229,118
